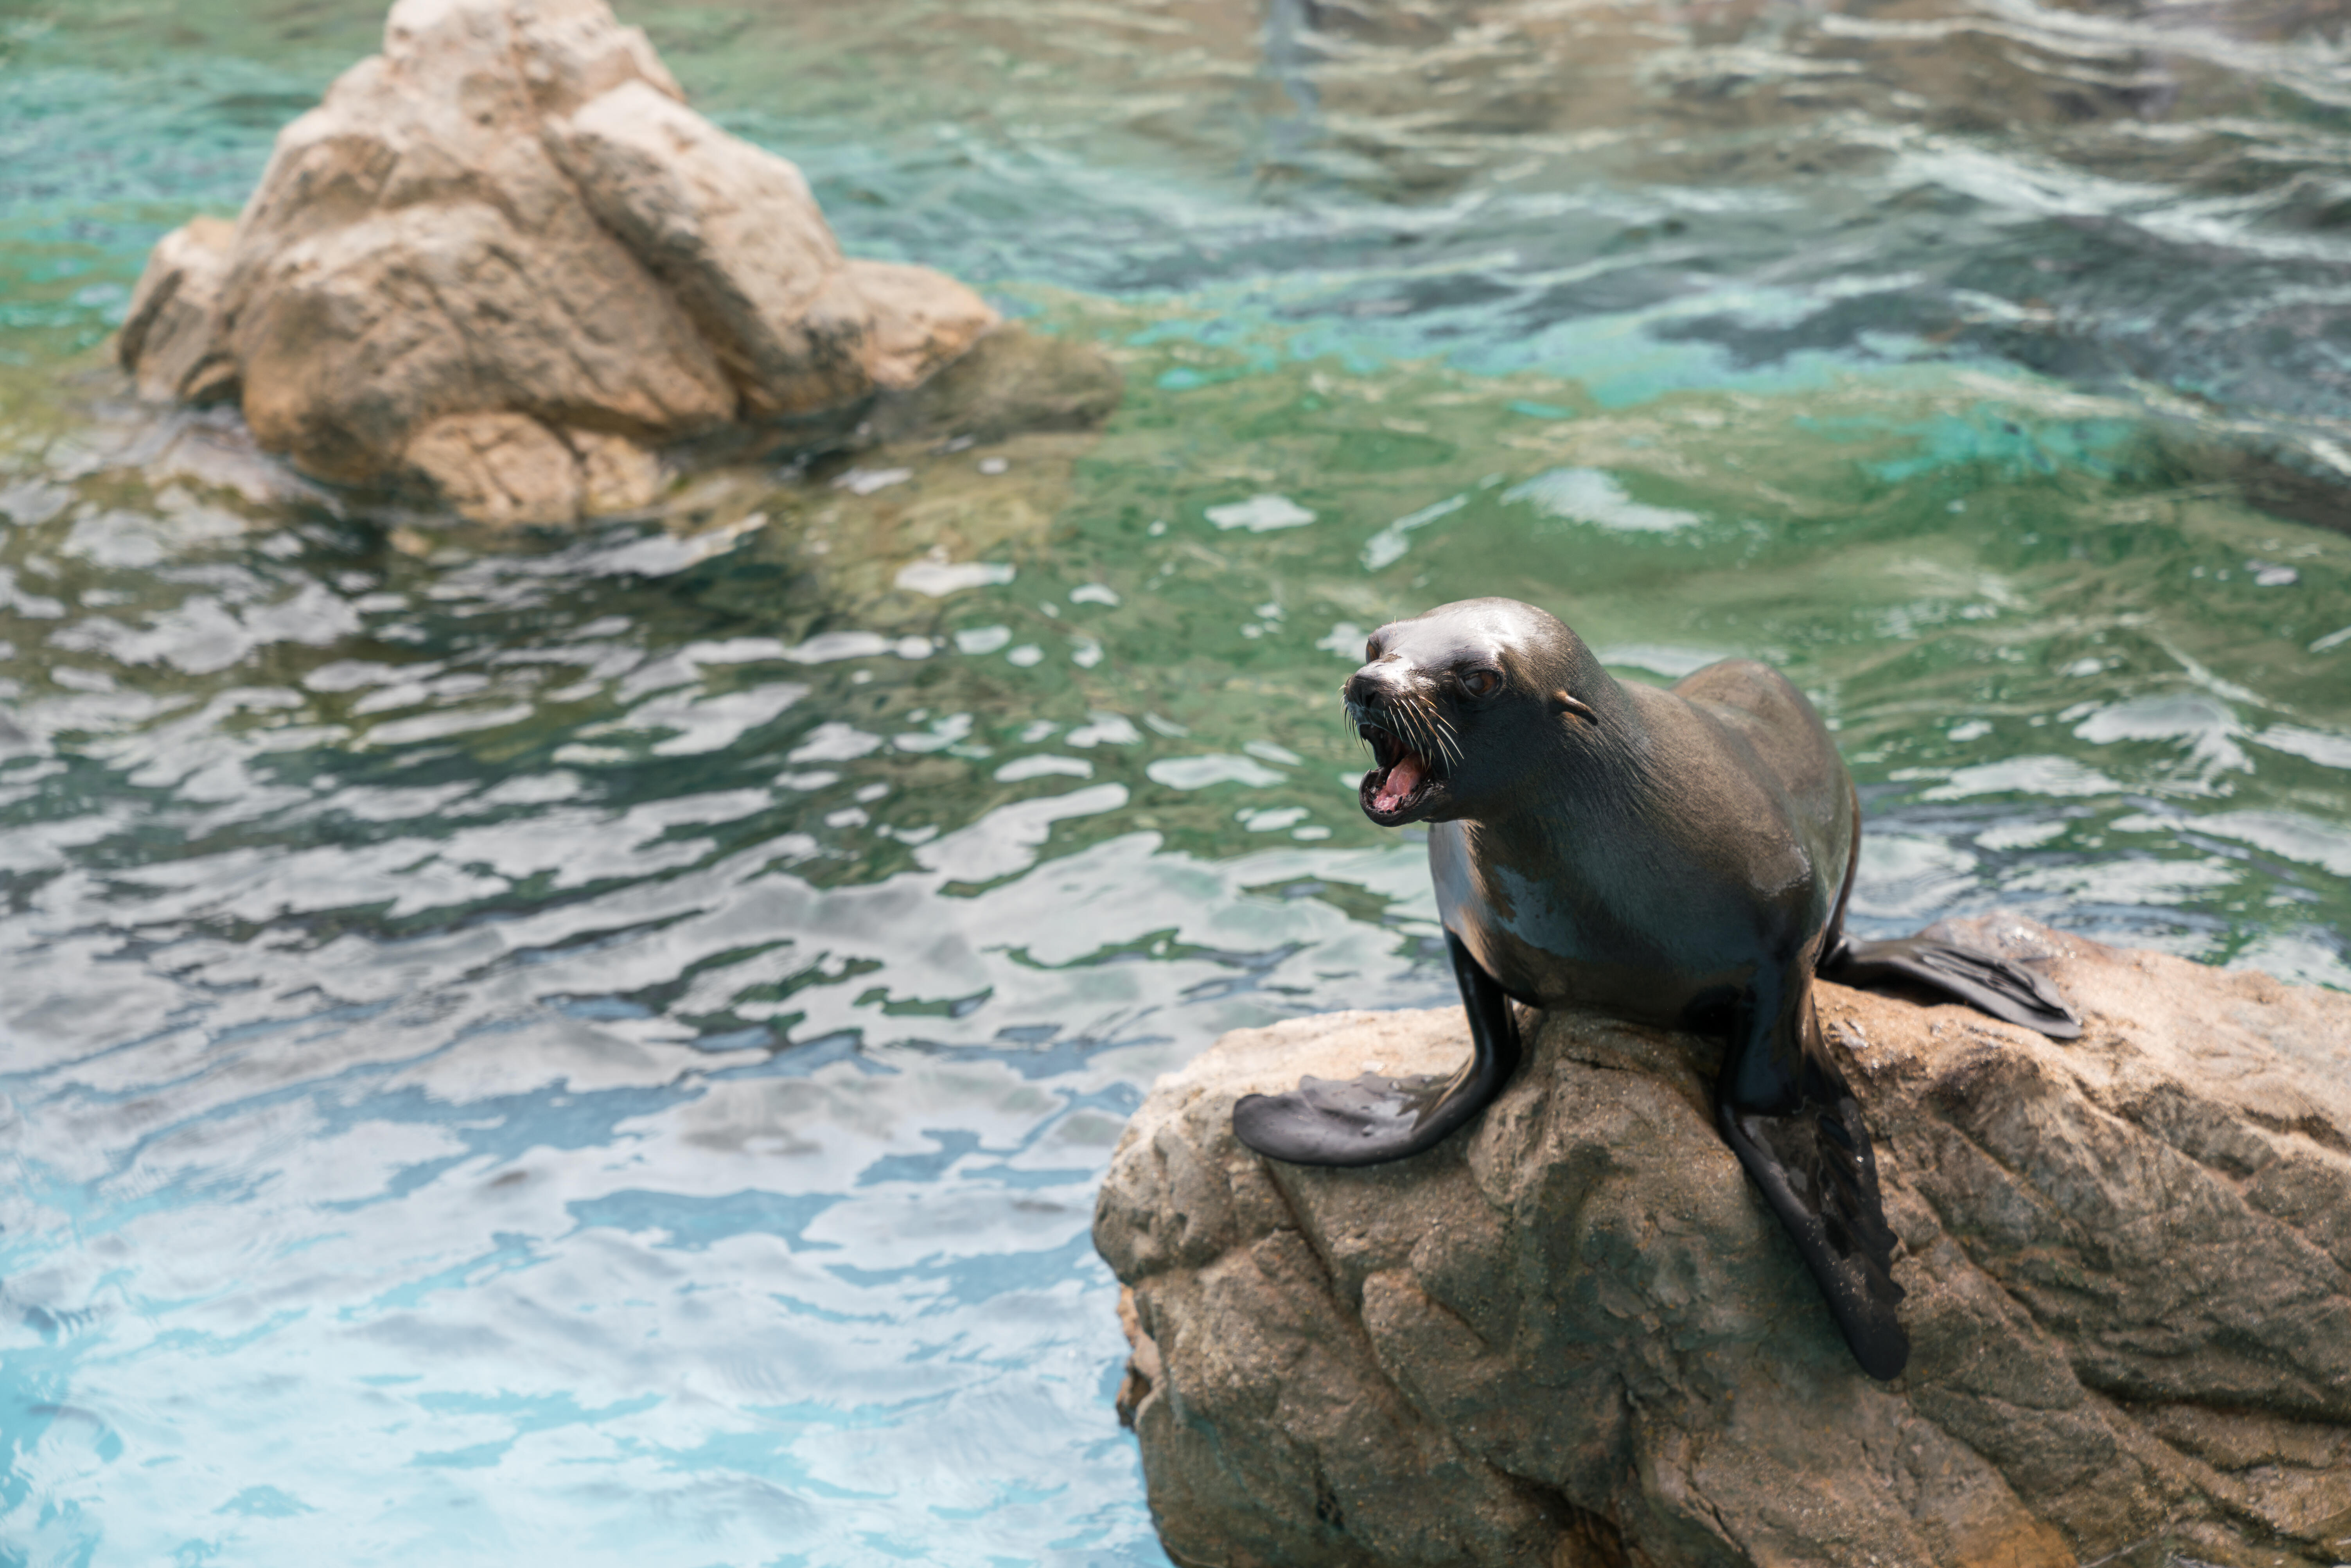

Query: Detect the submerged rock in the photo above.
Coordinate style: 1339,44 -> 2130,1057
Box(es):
1095,917 -> 2351,1568
116,0 -> 1008,524
864,322 -> 1126,448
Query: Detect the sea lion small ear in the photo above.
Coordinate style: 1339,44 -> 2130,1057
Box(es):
1552,690 -> 1598,723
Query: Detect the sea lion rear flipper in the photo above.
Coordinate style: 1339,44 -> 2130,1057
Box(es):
1820,936 -> 2080,1040
1718,1090 -> 1910,1381
1717,988 -> 1909,1381
1233,930 -> 1520,1168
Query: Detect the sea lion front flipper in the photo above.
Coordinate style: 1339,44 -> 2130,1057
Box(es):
1717,987 -> 1909,1381
1820,935 -> 2081,1040
1233,930 -> 1521,1168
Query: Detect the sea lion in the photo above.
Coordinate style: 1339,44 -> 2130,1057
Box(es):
1233,597 -> 2079,1380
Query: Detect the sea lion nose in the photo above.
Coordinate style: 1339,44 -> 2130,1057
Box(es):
1345,663 -> 1406,707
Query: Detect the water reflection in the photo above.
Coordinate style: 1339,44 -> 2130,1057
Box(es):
1,0 -> 2349,1561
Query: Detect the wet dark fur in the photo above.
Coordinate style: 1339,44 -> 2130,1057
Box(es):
1233,597 -> 2079,1380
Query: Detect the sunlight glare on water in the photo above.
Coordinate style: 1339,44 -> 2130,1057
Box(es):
1,0 -> 2349,1561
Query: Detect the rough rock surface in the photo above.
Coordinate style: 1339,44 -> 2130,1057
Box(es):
116,0 -> 999,523
1095,917 -> 2351,1568
117,216 -> 244,407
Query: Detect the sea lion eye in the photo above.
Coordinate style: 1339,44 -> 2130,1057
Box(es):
1460,668 -> 1501,698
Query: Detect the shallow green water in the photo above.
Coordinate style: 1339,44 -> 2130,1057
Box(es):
0,0 -> 2348,1563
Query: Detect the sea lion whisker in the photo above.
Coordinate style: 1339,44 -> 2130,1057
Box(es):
1416,699 -> 1460,773
1426,708 -> 1462,770
1404,701 -> 1440,768
1392,705 -> 1429,766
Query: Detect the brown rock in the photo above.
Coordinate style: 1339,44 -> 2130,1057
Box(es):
847,259 -> 999,394
395,411 -> 658,526
402,411 -> 583,526
569,427 -> 663,515
118,0 -> 1001,523
226,198 -> 732,488
548,77 -> 873,418
117,216 -> 240,406
1095,919 -> 2351,1568
398,413 -> 660,525
214,0 -> 738,494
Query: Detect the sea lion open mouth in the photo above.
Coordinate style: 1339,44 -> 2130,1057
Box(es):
1357,720 -> 1444,824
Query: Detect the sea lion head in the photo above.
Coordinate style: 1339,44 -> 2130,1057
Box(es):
1344,596 -> 1612,827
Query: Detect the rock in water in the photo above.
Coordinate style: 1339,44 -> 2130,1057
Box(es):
117,216 -> 243,407
1094,917 -> 2351,1568
117,0 -> 999,524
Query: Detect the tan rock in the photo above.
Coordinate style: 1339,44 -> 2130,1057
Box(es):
227,199 -> 733,487
548,77 -> 870,418
400,415 -> 659,524
403,411 -> 580,526
1096,918 -> 2351,1568
117,0 -> 1005,522
451,0 -> 683,117
547,83 -> 997,418
848,259 -> 999,393
117,216 -> 240,405
570,427 -> 663,514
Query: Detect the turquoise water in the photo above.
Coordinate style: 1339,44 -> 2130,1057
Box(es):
2,0 -> 2349,1562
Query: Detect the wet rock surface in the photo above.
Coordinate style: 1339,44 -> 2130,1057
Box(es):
115,0 -> 1009,524
1095,918 -> 2351,1568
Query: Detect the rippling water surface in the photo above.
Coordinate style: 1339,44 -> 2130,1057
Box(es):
2,0 -> 2349,1561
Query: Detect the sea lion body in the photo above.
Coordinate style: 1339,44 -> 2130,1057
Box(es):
1434,661 -> 1854,1029
1232,596 -> 2079,1381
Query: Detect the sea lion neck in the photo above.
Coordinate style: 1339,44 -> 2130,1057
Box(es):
1471,632 -> 1663,837
1545,633 -> 1640,734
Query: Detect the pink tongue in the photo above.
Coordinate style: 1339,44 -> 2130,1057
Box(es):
1374,751 -> 1426,813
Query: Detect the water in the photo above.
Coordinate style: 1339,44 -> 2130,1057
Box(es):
2,0 -> 2349,1562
